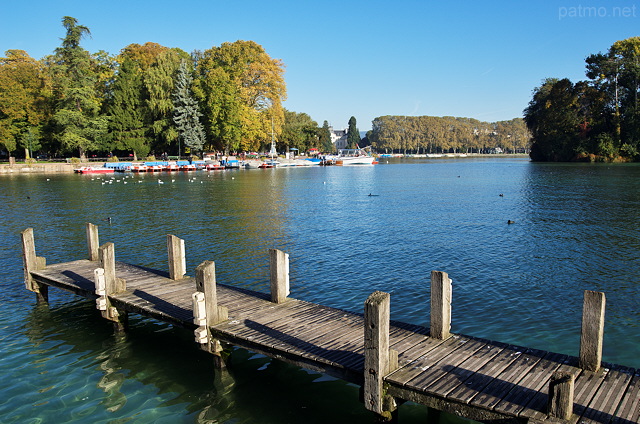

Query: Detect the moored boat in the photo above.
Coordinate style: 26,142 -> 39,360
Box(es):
335,148 -> 376,165
74,166 -> 115,174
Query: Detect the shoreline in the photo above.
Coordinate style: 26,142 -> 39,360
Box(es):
0,155 -> 531,174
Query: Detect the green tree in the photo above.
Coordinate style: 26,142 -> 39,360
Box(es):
319,120 -> 333,152
50,16 -> 107,158
524,78 -> 582,161
347,116 -> 360,148
280,109 -> 318,152
106,57 -> 148,158
173,60 -> 205,156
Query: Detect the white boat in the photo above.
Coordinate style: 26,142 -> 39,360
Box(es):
335,148 -> 376,165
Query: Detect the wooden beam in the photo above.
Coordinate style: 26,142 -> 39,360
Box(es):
195,260 -> 228,326
430,271 -> 452,340
579,290 -> 606,372
20,227 -> 48,302
548,371 -> 575,420
98,242 -> 127,330
167,234 -> 186,280
364,291 -> 396,420
86,222 -> 99,261
269,249 -> 290,303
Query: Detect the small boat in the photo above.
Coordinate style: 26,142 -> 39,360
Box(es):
130,164 -> 148,172
74,166 -> 114,174
205,162 -> 225,170
164,163 -> 179,172
335,148 -> 376,165
179,164 -> 197,171
224,159 -> 240,169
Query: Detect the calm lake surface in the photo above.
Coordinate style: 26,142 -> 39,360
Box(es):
1,157 -> 638,423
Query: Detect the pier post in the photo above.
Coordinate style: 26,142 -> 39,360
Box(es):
269,249 -> 290,303
548,371 -> 575,420
364,291 -> 398,421
579,290 -> 606,372
98,242 -> 127,331
194,260 -> 229,368
167,235 -> 186,280
430,271 -> 452,340
86,222 -> 99,261
20,228 -> 48,303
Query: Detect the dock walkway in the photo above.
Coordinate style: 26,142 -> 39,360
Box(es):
21,226 -> 640,424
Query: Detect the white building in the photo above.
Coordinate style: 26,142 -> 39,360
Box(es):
330,127 -> 349,150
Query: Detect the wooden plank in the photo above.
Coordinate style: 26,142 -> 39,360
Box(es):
468,349 -> 546,410
446,345 -> 532,405
612,370 -> 640,424
579,367 -> 634,424
493,352 -> 569,417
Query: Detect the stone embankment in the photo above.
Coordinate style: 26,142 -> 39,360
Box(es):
0,163 -> 76,174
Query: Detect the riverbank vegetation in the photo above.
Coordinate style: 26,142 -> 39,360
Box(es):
524,37 -> 640,162
366,115 -> 529,154
0,16 -> 292,160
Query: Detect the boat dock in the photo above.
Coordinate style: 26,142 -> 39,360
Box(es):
20,224 -> 640,423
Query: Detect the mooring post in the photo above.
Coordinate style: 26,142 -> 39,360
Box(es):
579,290 -> 606,372
364,291 -> 398,422
20,227 -> 48,303
167,234 -> 186,280
86,222 -> 100,261
430,270 -> 452,340
98,242 -> 127,331
194,260 -> 229,368
548,371 -> 575,420
269,248 -> 290,303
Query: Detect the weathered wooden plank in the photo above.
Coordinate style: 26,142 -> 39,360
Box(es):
468,349 -> 546,410
446,345 -> 532,405
612,370 -> 640,424
579,367 -> 634,424
493,351 -> 569,417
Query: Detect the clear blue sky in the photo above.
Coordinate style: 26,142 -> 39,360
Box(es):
1,0 -> 638,131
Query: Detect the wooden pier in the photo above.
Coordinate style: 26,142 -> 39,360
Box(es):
21,225 -> 640,423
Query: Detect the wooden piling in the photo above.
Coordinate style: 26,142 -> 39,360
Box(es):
195,260 -> 229,368
430,271 -> 452,340
364,291 -> 397,421
20,228 -> 48,302
579,290 -> 606,372
167,234 -> 186,280
269,248 -> 290,304
548,371 -> 575,420
98,242 -> 127,330
86,222 -> 99,261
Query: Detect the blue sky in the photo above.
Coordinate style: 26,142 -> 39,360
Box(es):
1,0 -> 638,131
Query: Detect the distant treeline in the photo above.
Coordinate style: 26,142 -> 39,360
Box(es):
524,37 -> 640,162
366,115 -> 529,154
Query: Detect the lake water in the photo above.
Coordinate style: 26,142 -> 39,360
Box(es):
1,157 -> 638,423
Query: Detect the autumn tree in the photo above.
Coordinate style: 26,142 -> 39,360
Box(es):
0,50 -> 50,157
194,40 -> 286,153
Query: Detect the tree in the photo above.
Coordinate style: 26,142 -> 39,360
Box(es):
106,56 -> 148,158
319,120 -> 333,152
524,78 -> 582,161
173,60 -> 205,156
49,16 -> 107,158
280,109 -> 318,152
194,40 -> 286,153
347,116 -> 360,148
0,50 -> 50,157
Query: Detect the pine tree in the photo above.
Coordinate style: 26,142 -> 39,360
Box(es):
173,60 -> 205,156
347,116 -> 360,149
319,120 -> 333,152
